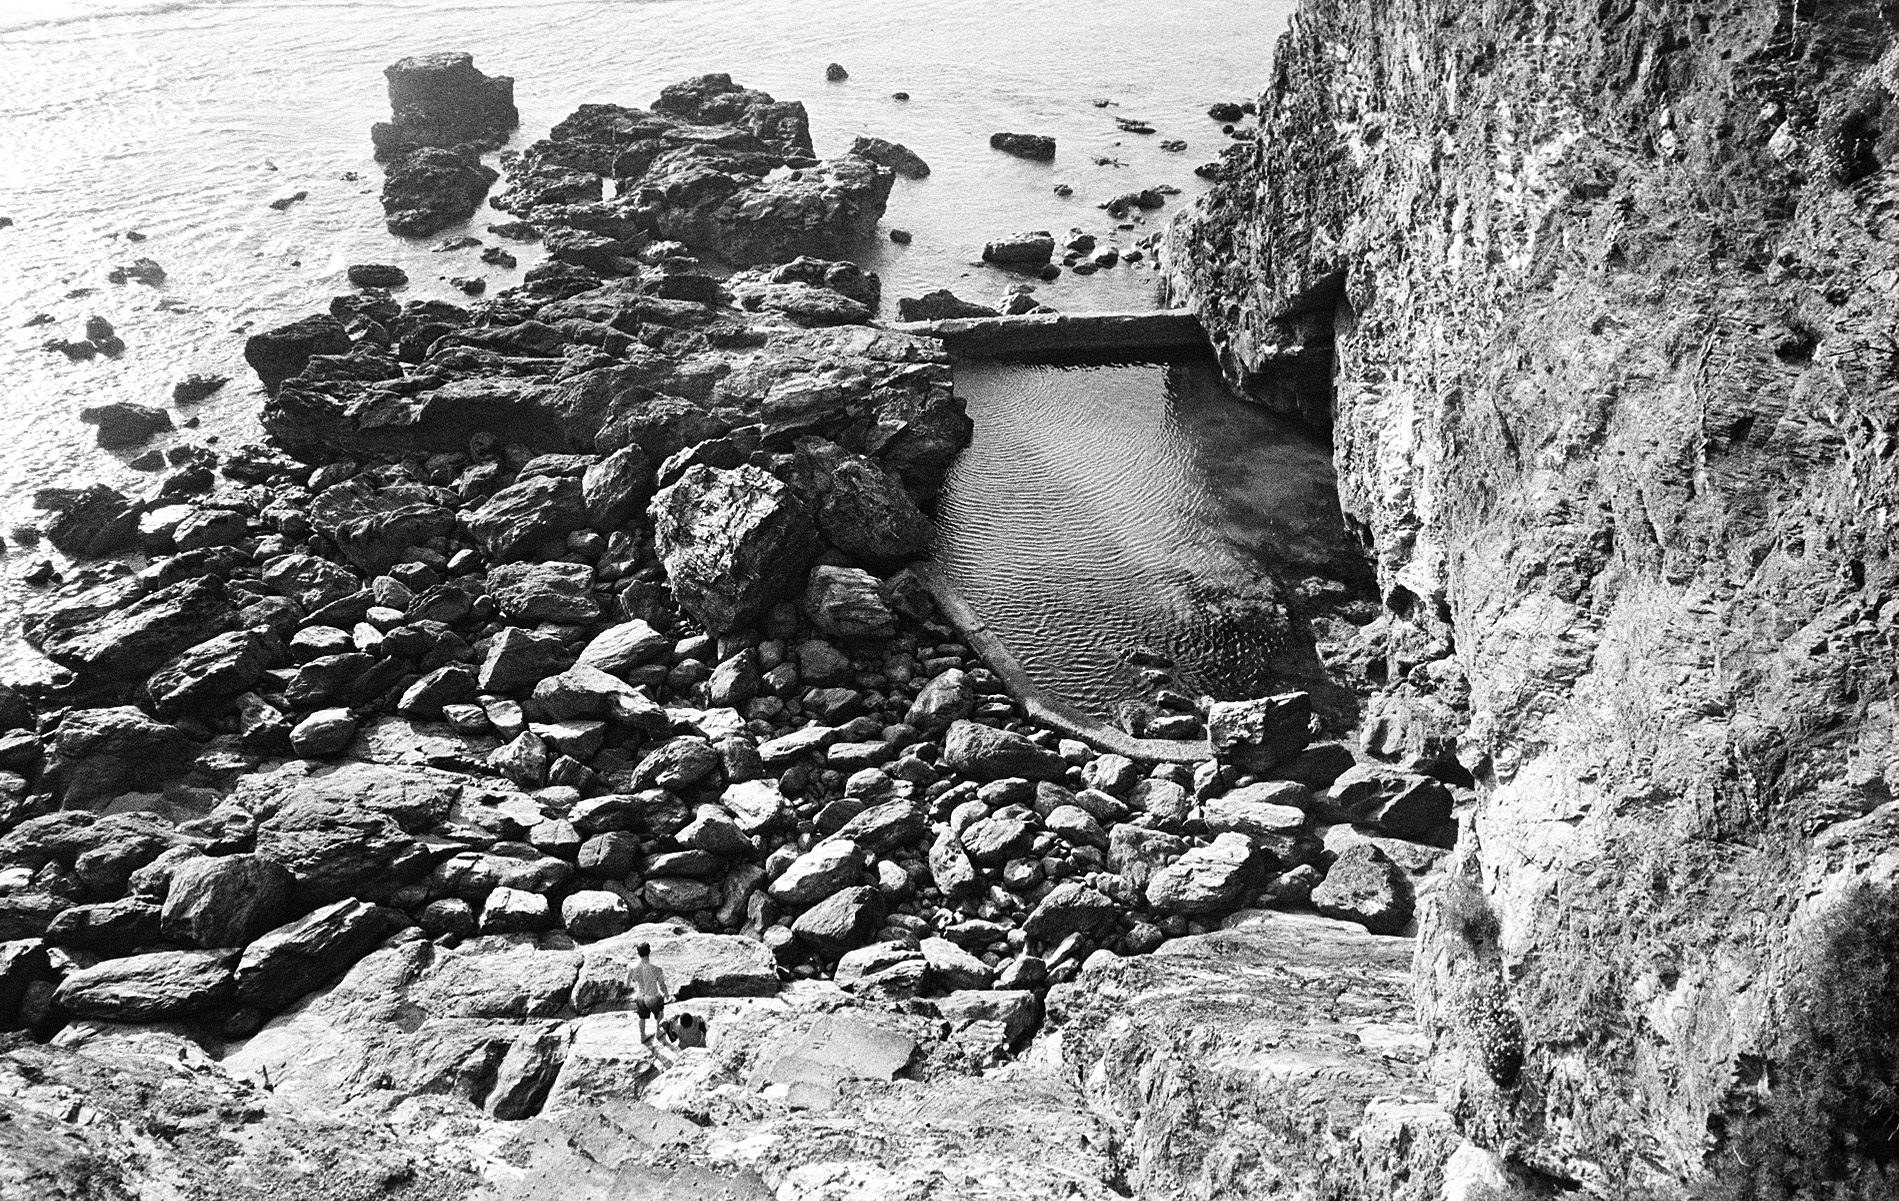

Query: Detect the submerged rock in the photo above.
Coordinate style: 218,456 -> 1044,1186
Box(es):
896,289 -> 999,321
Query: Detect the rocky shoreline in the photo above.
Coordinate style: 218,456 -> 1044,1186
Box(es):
0,55 -> 1462,1200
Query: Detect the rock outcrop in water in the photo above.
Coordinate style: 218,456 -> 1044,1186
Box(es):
372,52 -> 517,237
492,74 -> 894,265
1169,1 -> 1899,1195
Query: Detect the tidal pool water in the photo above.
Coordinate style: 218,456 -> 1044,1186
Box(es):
933,354 -> 1369,721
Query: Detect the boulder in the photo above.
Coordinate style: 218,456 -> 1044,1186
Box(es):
1202,782 -> 1312,838
826,800 -> 926,855
290,708 -> 357,758
487,561 -> 602,623
254,794 -> 423,908
906,669 -> 973,733
481,886 -> 552,933
160,854 -> 292,948
791,885 -> 883,958
1326,766 -> 1454,842
989,132 -> 1056,161
580,445 -> 654,530
558,893 -> 634,938
53,949 -> 238,1021
465,474 -> 590,562
803,565 -> 896,644
936,988 -> 1039,1043
44,898 -> 162,955
770,839 -> 862,906
982,231 -> 1056,266
47,706 -> 196,804
244,315 -> 351,390
575,620 -> 670,674
720,779 -> 788,833
145,629 -> 275,715
959,816 -> 1036,867
1024,880 -> 1119,941
478,627 -> 573,693
1310,842 -> 1413,935
381,147 -> 500,237
80,401 -> 172,448
650,464 -> 819,633
895,289 -> 999,321
643,877 -> 719,911
1145,832 -> 1256,915
919,936 -> 994,990
1207,692 -> 1312,772
31,575 -> 236,681
849,135 -> 930,179
372,51 -> 519,158
234,898 -> 403,1011
943,720 -> 1065,782
792,438 -> 935,564
37,484 -> 141,557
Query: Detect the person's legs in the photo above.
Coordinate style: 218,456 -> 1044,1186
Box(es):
636,998 -> 653,1039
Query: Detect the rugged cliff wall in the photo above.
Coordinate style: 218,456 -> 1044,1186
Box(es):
1168,1 -> 1899,1195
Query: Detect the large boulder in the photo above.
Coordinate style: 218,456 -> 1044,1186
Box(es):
371,51 -> 519,159
1310,842 -> 1413,935
477,627 -> 573,693
47,707 -> 197,804
790,885 -> 884,958
1145,832 -> 1257,915
254,794 -> 425,908
650,463 -> 819,633
794,440 -> 934,564
464,474 -> 590,562
906,668 -> 974,732
1207,692 -> 1312,772
53,949 -> 239,1021
244,315 -> 351,391
1325,765 -> 1454,842
381,147 -> 500,237
1023,881 -> 1119,942
160,854 -> 292,948
486,561 -> 602,623
27,575 -> 235,681
769,839 -> 862,906
37,484 -> 141,557
235,898 -> 405,1011
802,566 -> 896,645
145,629 -> 276,716
1202,782 -> 1312,839
982,231 -> 1055,267
943,720 -> 1066,782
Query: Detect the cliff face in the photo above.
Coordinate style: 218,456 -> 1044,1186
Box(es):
1169,1 -> 1899,1194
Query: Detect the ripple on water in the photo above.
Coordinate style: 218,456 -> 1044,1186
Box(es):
933,354 -> 1364,721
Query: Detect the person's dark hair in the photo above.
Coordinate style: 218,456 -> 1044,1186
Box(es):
637,942 -> 651,957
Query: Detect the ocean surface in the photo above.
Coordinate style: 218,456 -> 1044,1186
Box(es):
0,0 -> 1292,680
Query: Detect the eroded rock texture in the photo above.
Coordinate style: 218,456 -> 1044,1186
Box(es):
1169,2 -> 1899,1195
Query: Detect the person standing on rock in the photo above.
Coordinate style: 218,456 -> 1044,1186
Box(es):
632,943 -> 670,1041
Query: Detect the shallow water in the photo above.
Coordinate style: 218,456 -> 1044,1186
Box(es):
933,354 -> 1362,721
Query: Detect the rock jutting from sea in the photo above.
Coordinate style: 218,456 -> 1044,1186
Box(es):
0,61 -> 1463,1200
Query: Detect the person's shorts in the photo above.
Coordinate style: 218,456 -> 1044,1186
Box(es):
636,998 -> 665,1020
